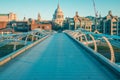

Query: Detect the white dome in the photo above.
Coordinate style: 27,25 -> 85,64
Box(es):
52,4 -> 64,26
54,4 -> 63,14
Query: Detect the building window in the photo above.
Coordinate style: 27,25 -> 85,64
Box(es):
113,26 -> 116,28
113,22 -> 117,24
113,30 -> 117,32
113,32 -> 117,35
38,26 -> 40,28
113,24 -> 117,26
58,15 -> 61,18
42,26 -> 44,29
89,26 -> 91,29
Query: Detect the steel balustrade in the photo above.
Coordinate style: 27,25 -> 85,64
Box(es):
65,30 -> 115,63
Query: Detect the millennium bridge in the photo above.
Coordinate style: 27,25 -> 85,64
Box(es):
0,29 -> 120,80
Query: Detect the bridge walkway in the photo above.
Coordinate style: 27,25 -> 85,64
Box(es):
0,33 -> 119,80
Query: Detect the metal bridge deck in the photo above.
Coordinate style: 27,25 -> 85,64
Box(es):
0,33 -> 119,80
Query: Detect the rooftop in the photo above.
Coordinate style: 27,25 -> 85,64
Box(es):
0,14 -> 9,16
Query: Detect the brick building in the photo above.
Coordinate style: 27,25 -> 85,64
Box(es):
0,22 -> 8,29
31,20 -> 52,31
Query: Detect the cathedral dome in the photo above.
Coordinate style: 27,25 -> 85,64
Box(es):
52,4 -> 64,26
54,4 -> 63,14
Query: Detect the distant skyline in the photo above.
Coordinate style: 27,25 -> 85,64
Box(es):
0,0 -> 120,20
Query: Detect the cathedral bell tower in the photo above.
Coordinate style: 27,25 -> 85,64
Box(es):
38,13 -> 41,22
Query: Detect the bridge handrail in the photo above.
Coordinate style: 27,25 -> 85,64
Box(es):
0,35 -> 50,66
65,32 -> 120,77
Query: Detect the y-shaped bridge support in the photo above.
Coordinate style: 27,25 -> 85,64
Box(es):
32,33 -> 35,42
76,34 -> 88,46
13,39 -> 17,51
24,35 -> 29,45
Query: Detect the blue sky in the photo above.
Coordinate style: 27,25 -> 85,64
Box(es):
0,0 -> 120,20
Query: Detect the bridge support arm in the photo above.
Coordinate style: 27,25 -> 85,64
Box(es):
102,37 -> 115,63
13,39 -> 17,51
25,35 -> 29,45
89,34 -> 97,52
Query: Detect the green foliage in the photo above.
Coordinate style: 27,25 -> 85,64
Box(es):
89,44 -> 120,62
0,44 -> 24,58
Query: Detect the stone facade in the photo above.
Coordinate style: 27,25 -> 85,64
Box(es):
98,11 -> 120,36
0,13 -> 17,22
53,4 -> 64,26
74,12 -> 92,32
0,12 -> 17,29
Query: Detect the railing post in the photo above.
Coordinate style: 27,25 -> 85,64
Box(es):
25,35 -> 29,45
32,33 -> 34,42
13,39 -> 17,51
83,34 -> 88,46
